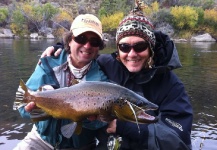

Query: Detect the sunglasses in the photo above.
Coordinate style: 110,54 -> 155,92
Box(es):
118,41 -> 149,53
74,34 -> 102,47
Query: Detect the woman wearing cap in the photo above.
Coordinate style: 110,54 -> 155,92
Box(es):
13,14 -> 108,150
37,2 -> 193,150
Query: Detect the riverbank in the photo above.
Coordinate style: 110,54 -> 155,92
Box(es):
1,27 -> 217,42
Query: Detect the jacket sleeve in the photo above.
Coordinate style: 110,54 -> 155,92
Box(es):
116,72 -> 193,150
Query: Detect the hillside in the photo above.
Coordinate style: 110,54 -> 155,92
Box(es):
1,0 -> 217,40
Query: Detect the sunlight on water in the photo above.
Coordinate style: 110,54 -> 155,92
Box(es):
0,122 -> 32,149
192,123 -> 217,150
0,136 -> 20,149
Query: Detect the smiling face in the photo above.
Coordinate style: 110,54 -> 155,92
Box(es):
69,32 -> 100,68
118,36 -> 151,72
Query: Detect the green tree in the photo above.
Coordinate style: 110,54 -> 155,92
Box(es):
98,0 -> 130,17
193,7 -> 204,26
101,11 -> 124,32
170,6 -> 198,30
10,9 -> 28,36
204,9 -> 217,30
178,0 -> 215,9
20,2 -> 58,32
0,7 -> 8,25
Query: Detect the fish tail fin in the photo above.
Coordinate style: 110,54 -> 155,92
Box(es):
13,79 -> 51,121
20,79 -> 28,93
13,79 -> 31,110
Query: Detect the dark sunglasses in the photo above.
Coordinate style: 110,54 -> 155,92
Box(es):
74,34 -> 102,47
118,41 -> 149,53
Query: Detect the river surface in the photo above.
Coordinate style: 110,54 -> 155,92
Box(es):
0,39 -> 217,150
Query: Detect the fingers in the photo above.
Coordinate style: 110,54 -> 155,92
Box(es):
42,46 -> 54,57
37,46 -> 55,65
37,59 -> 42,65
106,119 -> 117,133
25,102 -> 36,112
54,48 -> 62,57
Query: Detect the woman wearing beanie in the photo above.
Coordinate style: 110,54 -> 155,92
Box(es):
98,2 -> 193,150
39,1 -> 193,149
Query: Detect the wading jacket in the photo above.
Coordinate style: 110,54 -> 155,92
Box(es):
97,31 -> 193,150
18,50 -> 108,149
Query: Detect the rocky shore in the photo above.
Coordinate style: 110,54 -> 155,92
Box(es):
0,28 -> 216,42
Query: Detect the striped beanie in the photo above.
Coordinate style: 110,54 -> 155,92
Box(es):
116,1 -> 156,55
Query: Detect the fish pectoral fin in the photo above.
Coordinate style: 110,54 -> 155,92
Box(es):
114,110 -> 127,121
61,122 -> 77,138
30,108 -> 51,122
113,106 -> 136,123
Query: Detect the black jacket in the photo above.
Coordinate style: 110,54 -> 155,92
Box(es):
97,31 -> 193,150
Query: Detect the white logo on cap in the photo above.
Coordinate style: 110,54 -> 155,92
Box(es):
81,18 -> 99,26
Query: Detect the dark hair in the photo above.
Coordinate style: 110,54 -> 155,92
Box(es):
62,31 -> 73,53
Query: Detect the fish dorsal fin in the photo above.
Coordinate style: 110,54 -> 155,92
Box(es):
70,79 -> 80,86
108,80 -> 120,86
61,122 -> 77,138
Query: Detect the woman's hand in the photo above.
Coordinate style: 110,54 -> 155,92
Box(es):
38,46 -> 62,64
106,119 -> 117,133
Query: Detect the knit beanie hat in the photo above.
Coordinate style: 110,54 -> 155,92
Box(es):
116,0 -> 156,56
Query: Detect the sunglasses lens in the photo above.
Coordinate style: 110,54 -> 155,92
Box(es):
74,35 -> 101,47
118,44 -> 131,53
74,35 -> 87,45
118,42 -> 149,53
89,38 -> 101,47
134,42 -> 149,52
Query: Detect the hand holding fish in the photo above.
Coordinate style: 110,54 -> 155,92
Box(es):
25,85 -> 56,112
107,119 -> 117,134
25,102 -> 36,112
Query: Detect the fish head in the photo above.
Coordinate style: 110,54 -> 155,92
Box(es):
112,99 -> 158,124
115,90 -> 159,123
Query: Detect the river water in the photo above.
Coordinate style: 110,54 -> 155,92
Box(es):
0,39 -> 217,150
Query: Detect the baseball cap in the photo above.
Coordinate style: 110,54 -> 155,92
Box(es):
70,14 -> 103,40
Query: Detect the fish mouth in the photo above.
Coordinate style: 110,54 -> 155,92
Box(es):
128,100 -> 158,123
136,110 -> 158,123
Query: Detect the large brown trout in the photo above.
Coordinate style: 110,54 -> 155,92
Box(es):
14,80 -> 158,138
